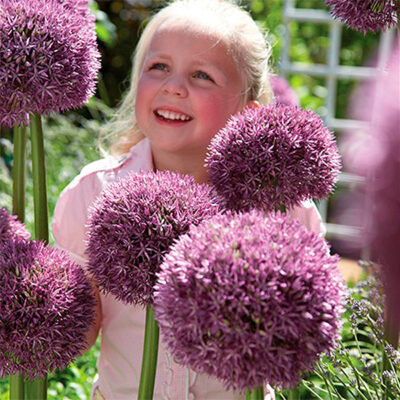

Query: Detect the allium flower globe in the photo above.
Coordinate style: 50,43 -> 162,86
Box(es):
0,207 -> 30,246
206,104 -> 341,213
0,240 -> 96,379
325,0 -> 399,34
270,75 -> 299,107
0,0 -> 100,127
155,210 -> 346,390
86,171 -> 220,306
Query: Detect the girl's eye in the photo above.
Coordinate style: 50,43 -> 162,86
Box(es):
194,71 -> 213,81
149,63 -> 167,71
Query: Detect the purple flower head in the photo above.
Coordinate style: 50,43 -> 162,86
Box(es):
0,0 -> 101,127
154,210 -> 346,391
85,170 -> 220,306
205,104 -> 341,213
325,0 -> 399,34
270,75 -> 299,107
0,240 -> 96,379
0,207 -> 30,246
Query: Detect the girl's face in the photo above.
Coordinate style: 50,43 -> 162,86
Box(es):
135,21 -> 246,157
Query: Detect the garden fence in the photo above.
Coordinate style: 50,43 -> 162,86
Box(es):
279,0 -> 396,256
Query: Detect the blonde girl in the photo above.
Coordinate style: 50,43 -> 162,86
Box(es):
53,1 -> 324,398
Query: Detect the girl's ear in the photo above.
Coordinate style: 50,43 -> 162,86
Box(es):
246,100 -> 260,109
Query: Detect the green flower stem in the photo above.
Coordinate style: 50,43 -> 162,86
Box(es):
287,388 -> 299,400
30,113 -> 49,242
245,386 -> 263,400
138,306 -> 159,400
10,125 -> 27,399
10,375 -> 24,400
12,125 -> 27,221
28,113 -> 48,399
24,380 -> 48,399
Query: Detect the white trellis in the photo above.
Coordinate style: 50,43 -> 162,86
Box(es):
278,0 -> 396,248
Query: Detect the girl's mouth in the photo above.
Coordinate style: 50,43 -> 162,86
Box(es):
154,109 -> 193,122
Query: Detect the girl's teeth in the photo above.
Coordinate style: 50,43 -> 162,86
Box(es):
157,110 -> 190,121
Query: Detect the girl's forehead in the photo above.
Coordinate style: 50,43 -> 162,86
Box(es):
153,16 -> 228,48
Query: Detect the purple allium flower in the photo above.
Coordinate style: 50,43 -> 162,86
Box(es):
154,210 -> 346,390
0,207 -> 30,246
325,0 -> 399,34
85,170 -> 220,306
205,104 -> 341,213
0,240 -> 96,379
270,75 -> 299,107
0,0 -> 101,127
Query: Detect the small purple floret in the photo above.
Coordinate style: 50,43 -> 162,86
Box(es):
205,104 -> 341,213
0,240 -> 96,379
0,207 -> 30,246
0,0 -> 101,127
270,75 -> 299,107
326,0 -> 399,34
85,170 -> 220,306
155,210 -> 346,390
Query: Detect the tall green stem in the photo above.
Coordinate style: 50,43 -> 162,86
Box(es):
10,125 -> 26,400
24,379 -> 48,399
245,386 -> 264,400
26,113 -> 48,399
9,375 -> 25,400
12,125 -> 27,221
138,306 -> 160,400
30,113 -> 48,242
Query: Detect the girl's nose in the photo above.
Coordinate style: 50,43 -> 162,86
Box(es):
162,76 -> 188,98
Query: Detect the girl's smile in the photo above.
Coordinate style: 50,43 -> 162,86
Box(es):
135,19 -> 246,162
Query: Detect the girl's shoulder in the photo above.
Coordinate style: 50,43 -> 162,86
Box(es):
71,138 -> 153,191
52,139 -> 153,260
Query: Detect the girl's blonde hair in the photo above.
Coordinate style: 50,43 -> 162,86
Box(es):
99,0 -> 273,156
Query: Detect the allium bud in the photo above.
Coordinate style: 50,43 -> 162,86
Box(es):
205,104 -> 341,213
86,171 -> 220,306
0,240 -> 96,379
0,0 -> 101,127
0,207 -> 30,246
155,210 -> 346,390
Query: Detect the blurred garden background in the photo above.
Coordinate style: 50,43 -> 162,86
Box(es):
0,0 -> 396,398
